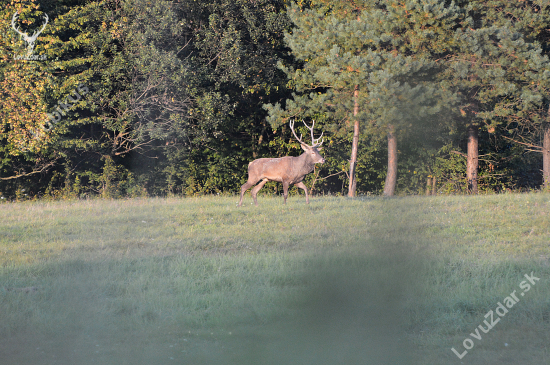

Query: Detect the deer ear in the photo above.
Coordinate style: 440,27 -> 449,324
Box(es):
301,144 -> 309,151
316,147 -> 323,151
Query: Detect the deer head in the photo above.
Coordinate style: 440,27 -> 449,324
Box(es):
11,11 -> 49,57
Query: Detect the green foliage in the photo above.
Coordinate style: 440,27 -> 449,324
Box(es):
0,0 -> 293,198
2,0 -> 550,197
265,0 -> 461,195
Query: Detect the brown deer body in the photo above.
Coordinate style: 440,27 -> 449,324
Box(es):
238,121 -> 325,206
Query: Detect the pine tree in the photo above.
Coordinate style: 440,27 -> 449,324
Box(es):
441,1 -> 550,192
267,0 -> 458,196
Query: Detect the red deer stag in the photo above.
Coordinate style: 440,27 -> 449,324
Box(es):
238,120 -> 325,206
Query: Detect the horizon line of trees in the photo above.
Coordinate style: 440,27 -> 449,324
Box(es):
1,0 -> 550,200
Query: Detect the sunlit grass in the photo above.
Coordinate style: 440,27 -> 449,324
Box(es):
0,194 -> 549,364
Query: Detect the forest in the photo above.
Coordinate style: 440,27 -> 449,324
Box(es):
1,0 -> 550,199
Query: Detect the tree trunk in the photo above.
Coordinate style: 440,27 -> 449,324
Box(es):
348,85 -> 360,197
543,123 -> 550,190
466,125 -> 479,194
383,125 -> 397,196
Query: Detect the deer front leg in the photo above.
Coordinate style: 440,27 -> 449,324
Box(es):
282,181 -> 290,204
294,182 -> 309,204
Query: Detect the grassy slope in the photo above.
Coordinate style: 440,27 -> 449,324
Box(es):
0,194 -> 549,364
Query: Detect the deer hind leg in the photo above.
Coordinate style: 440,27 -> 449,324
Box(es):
282,181 -> 290,204
251,179 -> 269,206
294,182 -> 309,204
238,180 -> 256,207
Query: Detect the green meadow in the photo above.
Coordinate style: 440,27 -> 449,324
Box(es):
0,194 -> 549,364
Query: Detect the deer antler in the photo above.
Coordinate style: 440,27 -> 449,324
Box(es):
303,119 -> 323,147
289,119 -> 324,148
289,119 -> 305,146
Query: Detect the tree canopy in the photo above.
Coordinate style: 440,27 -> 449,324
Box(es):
1,0 -> 550,199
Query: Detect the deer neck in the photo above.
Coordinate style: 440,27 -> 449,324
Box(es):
296,152 -> 315,173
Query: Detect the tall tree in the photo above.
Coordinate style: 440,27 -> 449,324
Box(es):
545,124 -> 550,189
265,1 -> 368,196
267,0 -> 456,196
348,85 -> 359,196
185,0 -> 292,194
441,0 -> 550,193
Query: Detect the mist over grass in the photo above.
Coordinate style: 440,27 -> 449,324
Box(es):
0,194 -> 549,364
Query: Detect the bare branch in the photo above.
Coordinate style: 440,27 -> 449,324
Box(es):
451,150 -> 467,158
316,170 -> 347,181
502,135 -> 543,151
0,158 -> 57,181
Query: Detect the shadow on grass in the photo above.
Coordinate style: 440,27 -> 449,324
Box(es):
0,243 -> 422,365
234,250 -> 419,365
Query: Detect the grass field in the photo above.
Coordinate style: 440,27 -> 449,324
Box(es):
0,193 -> 549,364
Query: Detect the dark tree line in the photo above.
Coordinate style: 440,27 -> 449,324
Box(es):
1,0 -> 550,199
